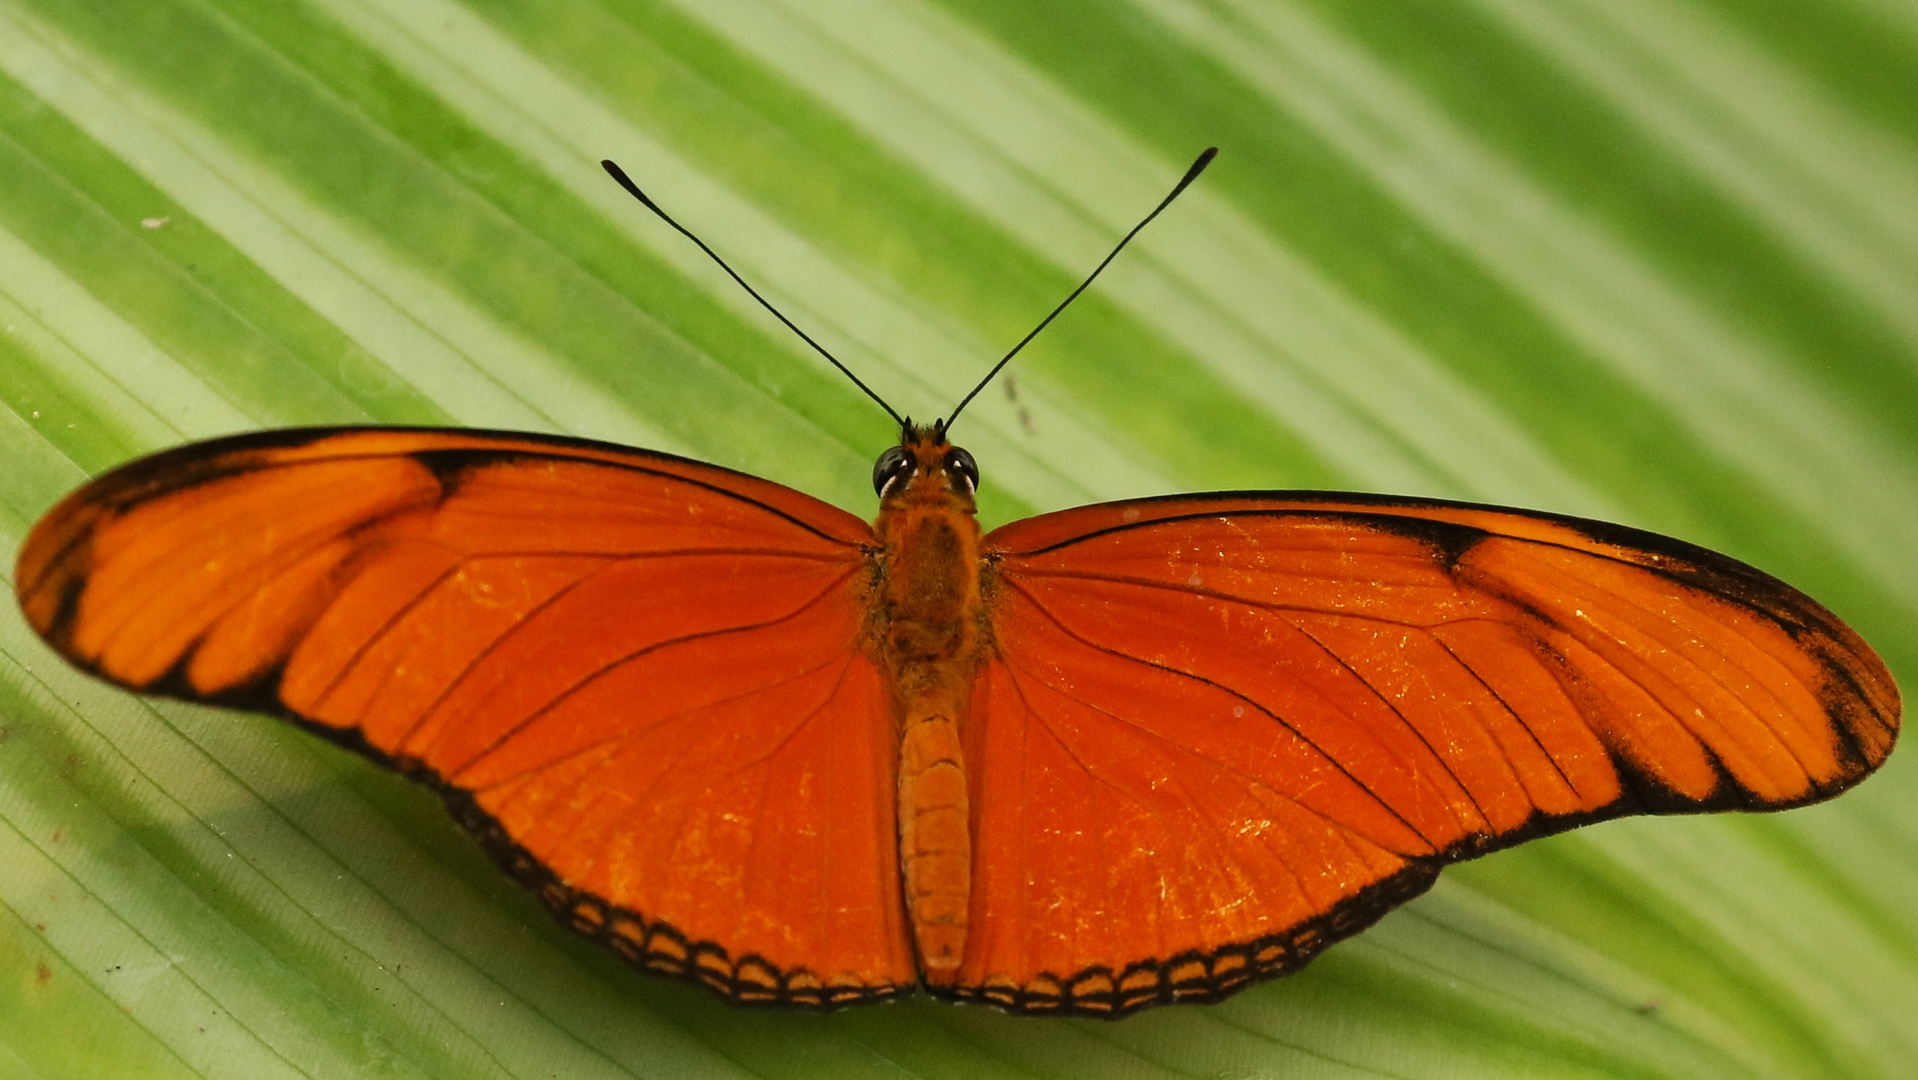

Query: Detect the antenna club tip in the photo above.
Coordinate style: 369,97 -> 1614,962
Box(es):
1184,147 -> 1219,182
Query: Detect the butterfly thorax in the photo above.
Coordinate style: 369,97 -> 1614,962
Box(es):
871,428 -> 983,981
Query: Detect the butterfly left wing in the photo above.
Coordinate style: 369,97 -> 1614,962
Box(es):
15,427 -> 915,1006
951,492 -> 1898,1015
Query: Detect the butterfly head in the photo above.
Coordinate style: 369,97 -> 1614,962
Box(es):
873,421 -> 978,508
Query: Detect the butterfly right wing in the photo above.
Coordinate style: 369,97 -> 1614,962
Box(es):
951,492 -> 1896,1015
16,427 -> 913,1006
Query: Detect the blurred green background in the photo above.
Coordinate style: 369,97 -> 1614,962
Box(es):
1,0 -> 1914,1076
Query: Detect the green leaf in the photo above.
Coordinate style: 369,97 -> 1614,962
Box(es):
1,0 -> 1912,1076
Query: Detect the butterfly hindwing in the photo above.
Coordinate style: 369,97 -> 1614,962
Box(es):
16,427 -> 916,1006
956,492 -> 1898,1015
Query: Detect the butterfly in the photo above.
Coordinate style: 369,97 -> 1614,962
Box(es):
12,151 -> 1901,1017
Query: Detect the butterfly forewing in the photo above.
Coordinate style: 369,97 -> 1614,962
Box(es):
16,428 -> 916,1007
954,492 -> 1898,1015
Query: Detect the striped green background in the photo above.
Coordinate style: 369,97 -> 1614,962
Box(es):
1,1 -> 1914,1076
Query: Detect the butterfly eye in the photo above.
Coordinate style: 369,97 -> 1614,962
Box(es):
872,446 -> 915,497
944,447 -> 979,495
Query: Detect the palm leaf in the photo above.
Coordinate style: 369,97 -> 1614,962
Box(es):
1,0 -> 1912,1076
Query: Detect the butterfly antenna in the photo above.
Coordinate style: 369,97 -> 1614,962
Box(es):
601,159 -> 907,429
943,147 -> 1217,430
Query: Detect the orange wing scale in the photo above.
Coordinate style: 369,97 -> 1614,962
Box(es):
17,428 -> 914,1007
956,493 -> 1897,1014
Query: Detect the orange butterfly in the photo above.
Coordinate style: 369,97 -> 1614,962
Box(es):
13,152 -> 1900,1017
